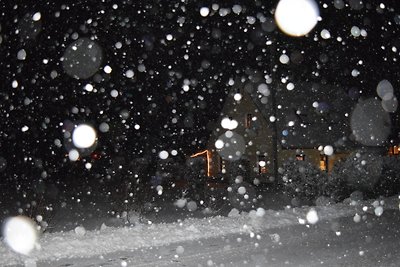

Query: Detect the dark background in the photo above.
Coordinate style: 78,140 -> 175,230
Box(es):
0,0 -> 399,208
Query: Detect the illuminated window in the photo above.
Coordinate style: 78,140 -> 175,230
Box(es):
320,155 -> 328,171
258,156 -> 268,174
245,113 -> 252,128
389,146 -> 399,156
296,154 -> 305,161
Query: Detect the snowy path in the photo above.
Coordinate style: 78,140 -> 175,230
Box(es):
2,196 -> 400,266
31,209 -> 400,267
38,210 -> 400,267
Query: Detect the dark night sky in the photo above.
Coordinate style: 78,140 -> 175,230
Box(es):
0,0 -> 399,195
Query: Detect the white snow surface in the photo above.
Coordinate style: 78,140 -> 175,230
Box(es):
1,196 -> 399,266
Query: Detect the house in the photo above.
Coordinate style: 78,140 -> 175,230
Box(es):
191,71 -> 399,184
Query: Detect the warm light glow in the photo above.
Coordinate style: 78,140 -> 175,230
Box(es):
191,150 -> 212,176
320,155 -> 327,171
389,145 -> 400,156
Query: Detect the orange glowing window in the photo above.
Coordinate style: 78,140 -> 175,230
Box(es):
389,146 -> 399,156
258,156 -> 268,174
320,155 -> 328,171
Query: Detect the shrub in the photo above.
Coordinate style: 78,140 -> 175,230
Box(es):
375,156 -> 400,196
227,181 -> 257,210
330,150 -> 383,194
223,159 -> 251,184
223,159 -> 259,210
280,159 -> 328,204
184,157 -> 207,201
326,160 -> 352,202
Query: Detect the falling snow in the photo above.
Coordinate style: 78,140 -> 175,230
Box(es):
0,0 -> 399,266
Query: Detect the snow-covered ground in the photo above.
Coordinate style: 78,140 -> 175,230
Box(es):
1,195 -> 399,266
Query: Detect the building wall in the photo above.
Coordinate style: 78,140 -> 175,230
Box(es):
277,148 -> 321,168
204,83 -> 357,181
277,148 -> 351,173
327,152 -> 350,172
207,89 -> 275,182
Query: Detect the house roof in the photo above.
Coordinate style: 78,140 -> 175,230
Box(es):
213,69 -> 398,151
274,82 -> 358,149
233,75 -> 360,149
